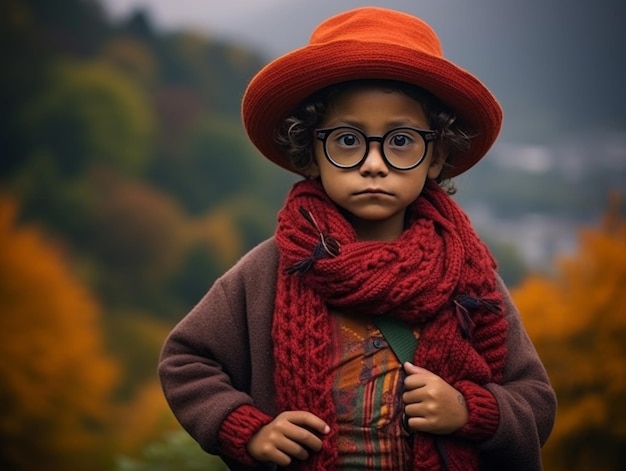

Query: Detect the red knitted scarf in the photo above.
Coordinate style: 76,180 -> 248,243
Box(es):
273,179 -> 507,471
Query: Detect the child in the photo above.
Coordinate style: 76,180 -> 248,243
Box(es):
159,7 -> 556,471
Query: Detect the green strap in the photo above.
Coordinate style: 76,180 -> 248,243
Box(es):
373,316 -> 418,364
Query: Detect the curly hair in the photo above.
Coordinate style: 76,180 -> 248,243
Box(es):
274,79 -> 475,194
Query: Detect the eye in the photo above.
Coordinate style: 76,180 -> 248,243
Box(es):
392,135 -> 410,146
333,129 -> 362,148
387,131 -> 416,150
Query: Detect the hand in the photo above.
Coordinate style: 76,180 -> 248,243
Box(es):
246,410 -> 330,467
402,362 -> 468,435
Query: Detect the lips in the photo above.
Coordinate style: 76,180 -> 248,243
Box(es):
355,188 -> 393,196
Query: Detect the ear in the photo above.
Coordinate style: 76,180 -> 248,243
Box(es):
306,160 -> 321,179
427,147 -> 446,180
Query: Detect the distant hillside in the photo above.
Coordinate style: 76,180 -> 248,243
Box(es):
454,132 -> 626,269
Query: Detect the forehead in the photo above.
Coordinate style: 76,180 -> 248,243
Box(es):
322,84 -> 429,129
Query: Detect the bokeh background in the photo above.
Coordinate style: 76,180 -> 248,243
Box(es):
1,1 -> 625,470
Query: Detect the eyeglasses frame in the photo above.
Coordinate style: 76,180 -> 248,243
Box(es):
314,126 -> 439,171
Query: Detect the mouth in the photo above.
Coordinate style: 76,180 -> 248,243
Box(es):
354,188 -> 393,196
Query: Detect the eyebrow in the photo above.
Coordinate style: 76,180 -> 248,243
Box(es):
321,122 -> 431,134
322,116 -> 429,131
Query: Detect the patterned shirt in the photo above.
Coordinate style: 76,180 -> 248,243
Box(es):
330,313 -> 419,470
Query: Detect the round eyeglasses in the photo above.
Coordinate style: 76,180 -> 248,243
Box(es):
314,126 -> 439,171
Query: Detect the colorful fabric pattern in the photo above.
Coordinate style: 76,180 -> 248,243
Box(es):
331,314 -> 417,470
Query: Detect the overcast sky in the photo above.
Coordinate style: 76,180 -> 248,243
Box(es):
100,0 -> 626,148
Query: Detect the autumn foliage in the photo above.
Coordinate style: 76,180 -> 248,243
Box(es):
513,194 -> 626,471
1,2 -> 624,470
0,196 -> 118,471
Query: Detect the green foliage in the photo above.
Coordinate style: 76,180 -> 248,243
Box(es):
0,0 -> 287,466
25,0 -> 111,55
22,60 -> 155,176
0,0 -> 54,176
154,30 -> 263,117
8,153 -> 98,241
7,0 -> 620,469
114,431 -> 228,471
150,117 -> 262,214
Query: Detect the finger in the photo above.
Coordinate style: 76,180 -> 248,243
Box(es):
275,434 -> 312,462
290,411 -> 331,436
402,387 -> 425,405
403,362 -> 431,375
402,403 -> 431,435
248,433 -> 295,466
283,422 -> 325,453
266,448 -> 294,468
404,414 -> 433,433
404,402 -> 428,420
403,369 -> 428,392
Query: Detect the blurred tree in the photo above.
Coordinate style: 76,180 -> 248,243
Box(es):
171,209 -> 243,310
513,193 -> 626,471
150,116 -> 263,214
104,311 -> 173,398
0,195 -> 119,471
151,87 -> 205,164
22,59 -> 155,177
154,30 -> 263,117
84,169 -> 187,317
9,58 -> 156,255
100,36 -> 159,90
26,0 -> 110,56
0,0 -> 51,177
0,0 -> 114,177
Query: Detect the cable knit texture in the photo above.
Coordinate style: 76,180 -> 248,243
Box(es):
217,405 -> 273,465
273,179 -> 508,471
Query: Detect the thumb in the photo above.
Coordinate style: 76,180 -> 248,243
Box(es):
403,362 -> 426,375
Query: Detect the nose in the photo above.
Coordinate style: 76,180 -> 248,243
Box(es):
359,142 -> 389,176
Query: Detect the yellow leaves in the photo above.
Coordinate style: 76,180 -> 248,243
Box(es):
0,195 -> 119,470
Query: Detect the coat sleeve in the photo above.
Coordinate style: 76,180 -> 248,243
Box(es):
479,276 -> 557,471
157,239 -> 278,465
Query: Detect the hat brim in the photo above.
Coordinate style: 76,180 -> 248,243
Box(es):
242,40 -> 502,179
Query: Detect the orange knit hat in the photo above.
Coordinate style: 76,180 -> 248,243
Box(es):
242,7 -> 502,178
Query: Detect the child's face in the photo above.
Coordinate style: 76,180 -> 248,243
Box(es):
308,85 -> 444,242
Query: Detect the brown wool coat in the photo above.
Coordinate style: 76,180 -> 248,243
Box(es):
158,238 -> 556,471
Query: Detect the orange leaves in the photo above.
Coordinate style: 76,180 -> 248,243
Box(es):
0,195 -> 119,471
512,196 -> 626,470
